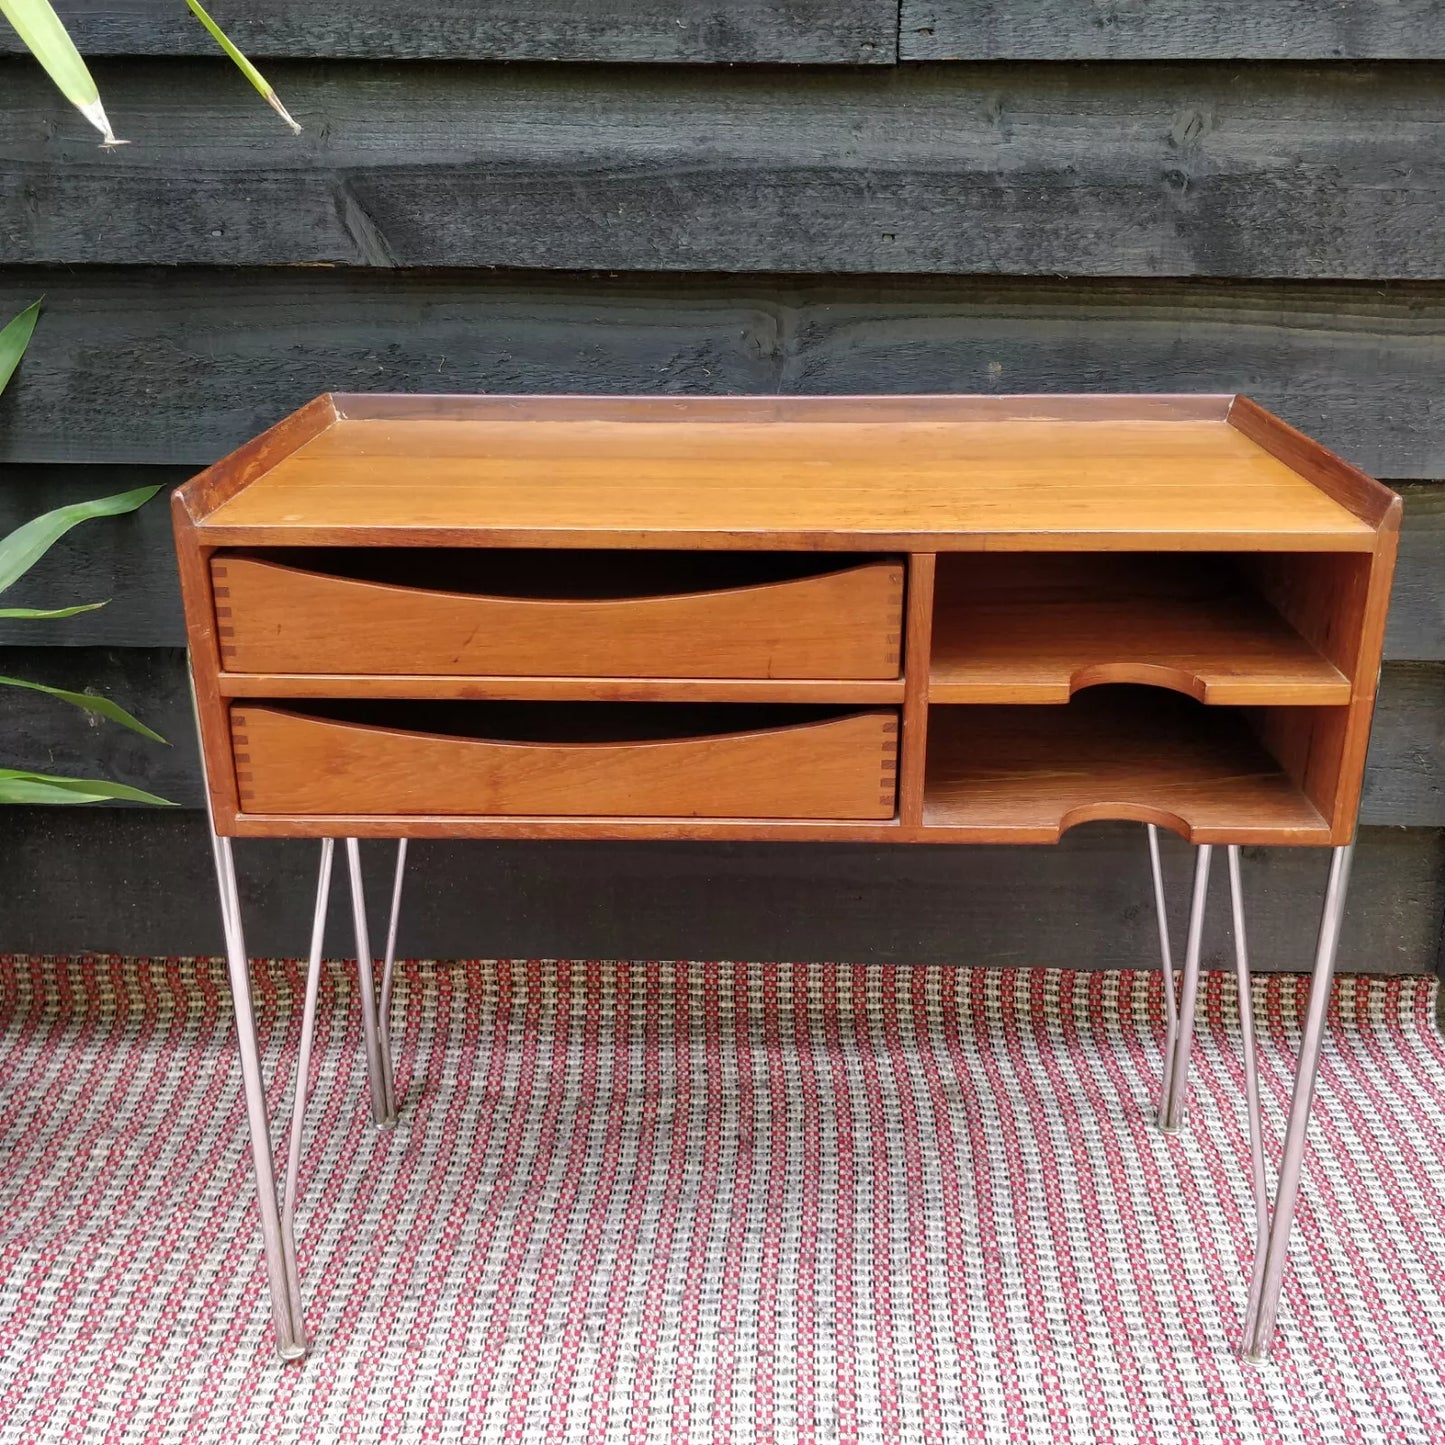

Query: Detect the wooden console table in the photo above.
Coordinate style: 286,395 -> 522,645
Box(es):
173,393 -> 1399,1362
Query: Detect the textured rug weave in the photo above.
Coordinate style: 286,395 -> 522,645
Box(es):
2,956 -> 1444,1444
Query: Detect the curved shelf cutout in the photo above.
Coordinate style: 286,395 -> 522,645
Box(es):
929,553 -> 1351,707
921,687 -> 1332,845
1057,804 -> 1208,845
1067,663 -> 1213,703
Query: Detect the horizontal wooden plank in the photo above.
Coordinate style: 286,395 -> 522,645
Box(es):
901,2 -> 1445,61
7,469 -> 1443,658
0,272 -> 1441,477
1388,485 -> 1445,661
0,648 -> 199,805
0,807 -> 1438,973
0,467 -> 186,647
1360,662 -> 1445,828
0,1 -> 895,63
3,61 -> 1442,276
1,647 -> 1439,826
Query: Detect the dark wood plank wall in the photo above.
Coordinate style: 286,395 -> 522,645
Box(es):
3,65 -> 1442,276
1,7 -> 1441,971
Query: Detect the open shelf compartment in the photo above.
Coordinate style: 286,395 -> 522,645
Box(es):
929,553 -> 1363,706
921,686 -> 1336,844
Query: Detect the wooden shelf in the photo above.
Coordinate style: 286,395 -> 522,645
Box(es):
188,394 -> 1379,551
930,554 -> 1351,705
216,673 -> 905,704
922,687 -> 1332,844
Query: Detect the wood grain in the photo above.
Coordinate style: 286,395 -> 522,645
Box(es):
1322,523 -> 1402,834
215,675 -> 906,705
898,553 -> 936,826
0,465 -> 186,646
210,552 -> 905,679
0,1 -> 896,62
4,810 -> 1439,974
6,467 -> 1444,658
3,62 -> 1443,278
2,272 -> 1442,479
923,688 -> 1334,845
1228,396 -> 1399,528
0,648 -> 200,805
1238,553 -> 1374,678
930,554 -> 1352,705
1388,485 -> 1445,661
192,407 -> 1373,551
167,393 -> 1396,846
29,650 -> 1442,826
175,395 -> 338,522
1362,663 -> 1445,828
900,1 -> 1445,60
230,703 -> 900,820
172,507 -> 237,823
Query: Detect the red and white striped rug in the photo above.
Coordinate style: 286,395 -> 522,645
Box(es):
2,955 -> 1443,1444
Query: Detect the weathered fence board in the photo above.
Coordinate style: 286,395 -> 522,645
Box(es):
4,62 -> 1442,277
0,466 -> 187,648
1,647 -> 1439,826
901,2 -> 1445,61
1,272 -> 1441,477
5,2 -> 1442,65
4,469 -> 1443,660
1360,663 -> 1445,828
0,1 -> 896,63
0,5 -> 1439,974
1389,486 -> 1445,663
0,808 -> 1437,973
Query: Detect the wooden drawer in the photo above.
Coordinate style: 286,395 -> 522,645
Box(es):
230,703 -> 899,819
211,551 -> 905,679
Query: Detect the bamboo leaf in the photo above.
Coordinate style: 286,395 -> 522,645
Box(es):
0,674 -> 167,743
0,768 -> 175,805
0,601 -> 108,619
184,0 -> 301,134
0,298 -> 41,397
0,0 -> 124,145
0,484 -> 160,596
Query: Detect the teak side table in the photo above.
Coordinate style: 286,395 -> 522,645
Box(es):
173,393 -> 1400,1363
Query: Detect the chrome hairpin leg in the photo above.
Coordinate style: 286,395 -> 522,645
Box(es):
209,828 -> 309,1360
278,837 -> 336,1349
1228,848 -> 1271,1302
1154,838 -> 1214,1133
1241,842 -> 1354,1361
208,827 -> 337,1360
344,838 -> 405,1127
1147,825 -> 1180,1119
193,657 -> 307,1360
378,840 -> 408,1093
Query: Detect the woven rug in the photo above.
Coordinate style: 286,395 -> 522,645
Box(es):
2,957 -> 1444,1444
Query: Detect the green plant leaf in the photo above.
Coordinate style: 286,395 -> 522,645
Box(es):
0,298 -> 41,397
0,601 -> 108,620
0,484 -> 160,596
184,0 -> 301,134
0,674 -> 167,742
0,0 -> 123,145
0,768 -> 175,805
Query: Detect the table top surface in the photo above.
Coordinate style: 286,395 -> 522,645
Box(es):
192,395 -> 1379,550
